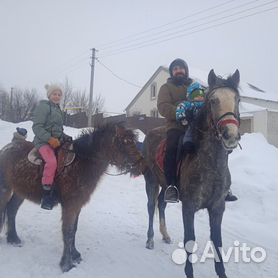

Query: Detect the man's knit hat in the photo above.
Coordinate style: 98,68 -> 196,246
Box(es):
45,84 -> 63,98
169,58 -> 189,78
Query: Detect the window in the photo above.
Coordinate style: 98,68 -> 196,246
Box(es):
150,108 -> 158,118
150,83 -> 157,100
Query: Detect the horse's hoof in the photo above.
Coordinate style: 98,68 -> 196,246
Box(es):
163,237 -> 171,244
218,274 -> 227,278
72,251 -> 82,264
146,239 -> 154,249
7,235 -> 22,246
73,256 -> 82,264
60,262 -> 75,273
60,257 -> 76,272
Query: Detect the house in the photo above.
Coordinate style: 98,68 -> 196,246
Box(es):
125,66 -> 206,118
125,66 -> 168,118
125,66 -> 278,147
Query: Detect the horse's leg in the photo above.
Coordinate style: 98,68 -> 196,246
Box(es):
182,202 -> 195,278
6,193 -> 24,245
208,203 -> 227,278
158,188 -> 171,244
145,170 -> 159,249
60,204 -> 81,272
0,174 -> 12,233
71,211 -> 82,264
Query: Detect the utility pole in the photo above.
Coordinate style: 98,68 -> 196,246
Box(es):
10,87 -> 13,109
10,87 -> 14,122
88,48 -> 96,127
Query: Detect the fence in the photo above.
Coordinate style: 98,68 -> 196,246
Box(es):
63,111 -> 277,147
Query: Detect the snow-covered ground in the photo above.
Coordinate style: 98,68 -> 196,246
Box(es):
0,120 -> 277,278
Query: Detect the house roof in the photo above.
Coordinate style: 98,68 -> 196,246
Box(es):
125,66 -> 208,111
239,101 -> 267,113
125,66 -> 278,112
239,83 -> 277,102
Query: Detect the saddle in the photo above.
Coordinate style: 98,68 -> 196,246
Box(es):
155,137 -> 184,174
155,139 -> 167,173
28,142 -> 76,173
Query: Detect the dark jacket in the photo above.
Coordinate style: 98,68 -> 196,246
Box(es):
32,100 -> 64,149
157,78 -> 192,131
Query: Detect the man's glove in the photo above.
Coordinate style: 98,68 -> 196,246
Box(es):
176,102 -> 186,121
48,137 -> 61,149
176,101 -> 196,121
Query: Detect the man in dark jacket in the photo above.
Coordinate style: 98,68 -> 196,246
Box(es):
157,58 -> 238,203
157,58 -> 191,202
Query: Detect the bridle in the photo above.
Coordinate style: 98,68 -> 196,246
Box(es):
206,86 -> 240,140
107,133 -> 145,175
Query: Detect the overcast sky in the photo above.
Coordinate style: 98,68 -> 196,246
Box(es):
0,0 -> 277,114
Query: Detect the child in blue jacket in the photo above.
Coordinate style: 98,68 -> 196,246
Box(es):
176,82 -> 205,152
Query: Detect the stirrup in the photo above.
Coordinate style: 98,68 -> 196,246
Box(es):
164,185 -> 179,203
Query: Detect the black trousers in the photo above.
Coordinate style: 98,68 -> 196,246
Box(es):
164,128 -> 184,186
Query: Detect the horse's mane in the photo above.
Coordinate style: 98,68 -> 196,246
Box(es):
205,73 -> 240,98
73,123 -> 116,159
72,122 -> 137,159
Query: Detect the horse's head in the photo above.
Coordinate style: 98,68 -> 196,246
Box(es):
205,69 -> 241,150
73,124 -> 146,175
110,124 -> 146,176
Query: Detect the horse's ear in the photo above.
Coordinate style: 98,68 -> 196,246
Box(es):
208,69 -> 217,87
231,69 -> 240,87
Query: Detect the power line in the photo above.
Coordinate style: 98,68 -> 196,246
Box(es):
100,0 -> 260,51
96,58 -> 142,88
100,0 -> 276,56
100,0 -> 269,53
47,0 -> 274,78
98,0 -> 237,49
55,56 -> 89,77
45,1 -> 276,87
55,51 -> 88,71
46,1 -> 237,74
99,5 -> 277,58
50,51 -> 89,77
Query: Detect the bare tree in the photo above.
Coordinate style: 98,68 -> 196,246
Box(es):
9,88 -> 39,122
60,79 -> 105,115
61,77 -> 73,110
91,94 -> 105,115
68,89 -> 88,113
0,88 -> 9,120
67,90 -> 104,115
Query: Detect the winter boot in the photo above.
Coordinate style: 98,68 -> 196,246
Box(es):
41,185 -> 57,210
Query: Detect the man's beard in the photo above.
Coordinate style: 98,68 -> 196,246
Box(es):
172,74 -> 187,86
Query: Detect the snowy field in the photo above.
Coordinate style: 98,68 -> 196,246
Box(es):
0,120 -> 277,278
